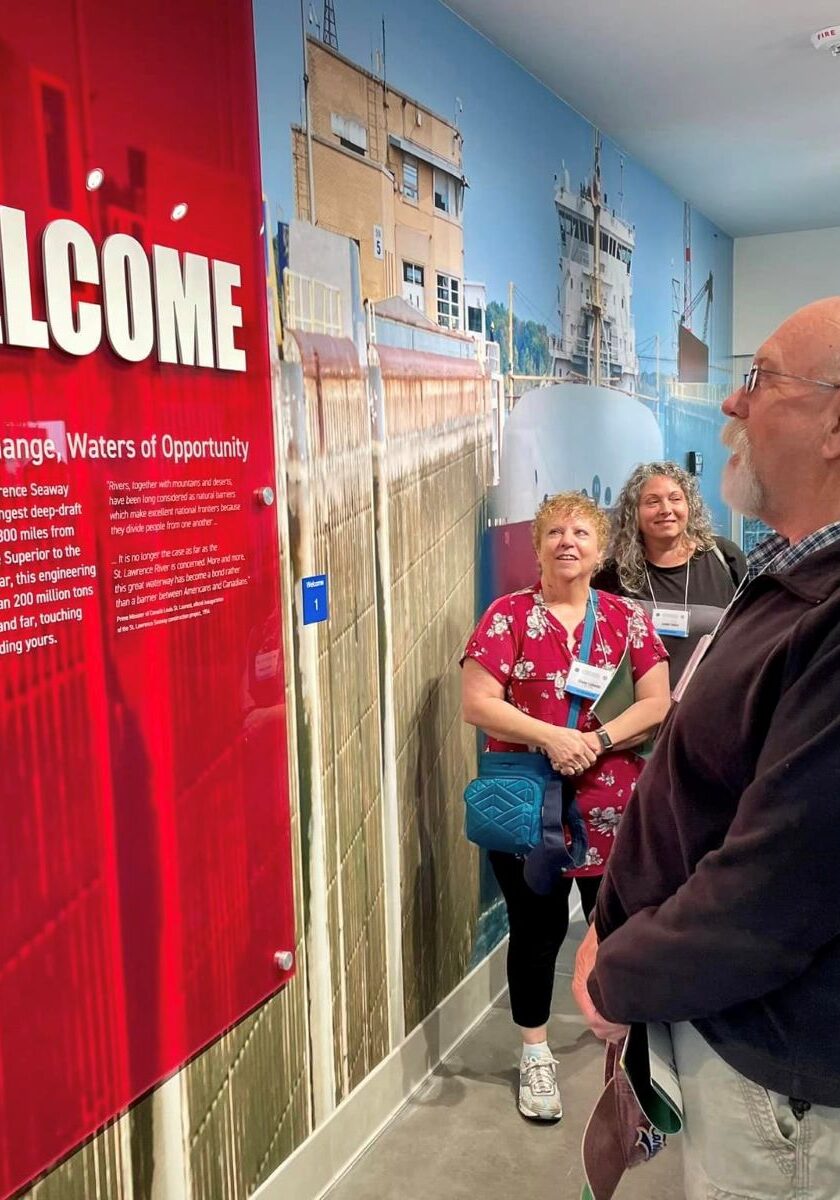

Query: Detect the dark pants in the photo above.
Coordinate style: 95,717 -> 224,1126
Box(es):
489,850 -> 601,1029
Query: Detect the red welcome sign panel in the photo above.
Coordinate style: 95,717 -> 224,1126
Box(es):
0,2 -> 294,1194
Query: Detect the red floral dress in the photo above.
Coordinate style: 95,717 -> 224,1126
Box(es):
463,584 -> 668,876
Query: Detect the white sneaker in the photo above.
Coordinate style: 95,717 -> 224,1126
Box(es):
518,1052 -> 563,1121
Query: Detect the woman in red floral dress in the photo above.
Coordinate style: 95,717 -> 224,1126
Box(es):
461,492 -> 669,1121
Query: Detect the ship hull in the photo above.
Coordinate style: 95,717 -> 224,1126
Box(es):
482,382 -> 663,603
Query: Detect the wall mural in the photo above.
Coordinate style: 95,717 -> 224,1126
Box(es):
253,0 -> 735,1055
255,0 -> 735,536
13,3 -> 738,1198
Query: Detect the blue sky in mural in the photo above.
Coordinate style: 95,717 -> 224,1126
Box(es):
253,0 -> 733,379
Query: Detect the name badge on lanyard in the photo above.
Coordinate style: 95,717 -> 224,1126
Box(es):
565,658 -> 614,701
646,560 -> 691,639
652,606 -> 690,638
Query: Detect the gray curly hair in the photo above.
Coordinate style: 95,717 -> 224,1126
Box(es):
609,461 -> 716,593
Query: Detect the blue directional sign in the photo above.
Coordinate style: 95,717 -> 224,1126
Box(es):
302,574 -> 329,624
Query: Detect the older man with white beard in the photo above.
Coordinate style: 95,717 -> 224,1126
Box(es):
575,297 -> 840,1199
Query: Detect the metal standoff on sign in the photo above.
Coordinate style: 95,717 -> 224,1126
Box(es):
274,950 -> 294,972
256,485 -> 275,506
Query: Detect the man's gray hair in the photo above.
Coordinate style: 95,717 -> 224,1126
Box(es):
609,461 -> 717,593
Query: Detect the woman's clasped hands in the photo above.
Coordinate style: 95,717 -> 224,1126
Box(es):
541,726 -> 598,777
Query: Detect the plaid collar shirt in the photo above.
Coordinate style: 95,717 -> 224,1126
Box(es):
747,521 -> 840,580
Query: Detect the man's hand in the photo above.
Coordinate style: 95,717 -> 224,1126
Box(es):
572,923 -> 629,1043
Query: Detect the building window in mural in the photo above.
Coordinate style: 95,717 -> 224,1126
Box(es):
330,111 -> 367,155
433,168 -> 462,219
402,261 -> 426,310
437,272 -> 461,329
403,154 -> 419,202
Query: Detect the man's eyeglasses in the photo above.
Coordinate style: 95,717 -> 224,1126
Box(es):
743,364 -> 840,394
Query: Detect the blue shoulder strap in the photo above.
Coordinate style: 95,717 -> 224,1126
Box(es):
565,589 -> 598,731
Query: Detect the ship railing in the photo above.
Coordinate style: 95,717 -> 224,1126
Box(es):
283,268 -> 343,337
553,329 -> 624,365
670,382 -> 728,406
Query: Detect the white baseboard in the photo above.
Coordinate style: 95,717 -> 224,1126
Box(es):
252,935 -> 510,1200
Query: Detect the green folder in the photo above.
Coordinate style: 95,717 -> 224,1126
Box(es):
621,1022 -> 683,1134
591,647 -> 654,757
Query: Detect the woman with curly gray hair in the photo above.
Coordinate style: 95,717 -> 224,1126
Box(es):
593,461 -> 746,686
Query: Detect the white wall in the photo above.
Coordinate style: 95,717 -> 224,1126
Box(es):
733,228 -> 840,357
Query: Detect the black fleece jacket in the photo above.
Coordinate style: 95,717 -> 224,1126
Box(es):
589,539 -> 840,1105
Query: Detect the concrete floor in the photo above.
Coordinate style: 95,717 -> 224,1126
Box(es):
325,916 -> 683,1200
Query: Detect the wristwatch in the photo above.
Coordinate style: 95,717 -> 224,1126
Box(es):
596,727 -> 613,753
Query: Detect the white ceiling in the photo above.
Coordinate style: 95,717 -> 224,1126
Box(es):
444,0 -> 840,238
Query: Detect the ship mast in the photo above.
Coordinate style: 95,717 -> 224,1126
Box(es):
590,130 -> 603,386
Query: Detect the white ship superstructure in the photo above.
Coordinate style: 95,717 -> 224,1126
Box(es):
550,161 -> 638,392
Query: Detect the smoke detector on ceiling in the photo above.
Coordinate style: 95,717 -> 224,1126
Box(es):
811,26 -> 840,55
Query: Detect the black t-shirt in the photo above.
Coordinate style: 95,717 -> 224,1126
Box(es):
593,537 -> 747,687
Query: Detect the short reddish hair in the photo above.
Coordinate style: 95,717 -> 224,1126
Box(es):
531,491 -> 609,554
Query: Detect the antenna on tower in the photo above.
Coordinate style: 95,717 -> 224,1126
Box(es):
590,129 -> 604,387
683,201 -> 692,329
323,0 -> 338,49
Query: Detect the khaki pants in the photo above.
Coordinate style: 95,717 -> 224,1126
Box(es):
672,1021 -> 840,1200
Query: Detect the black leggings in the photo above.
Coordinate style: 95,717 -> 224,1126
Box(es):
489,850 -> 601,1030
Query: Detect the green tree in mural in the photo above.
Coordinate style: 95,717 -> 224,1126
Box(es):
486,301 -> 551,377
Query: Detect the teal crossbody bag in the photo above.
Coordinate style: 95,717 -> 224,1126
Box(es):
463,591 -> 598,855
463,750 -> 554,855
